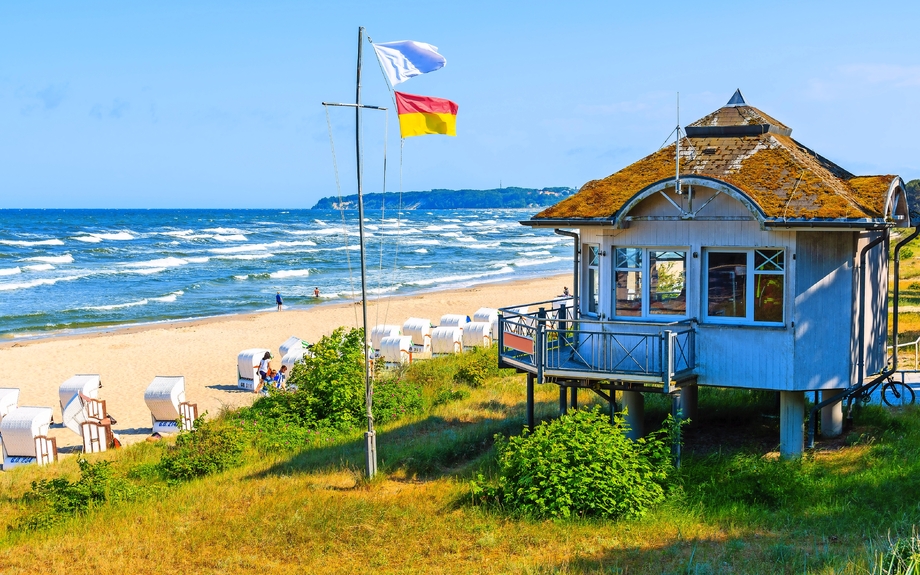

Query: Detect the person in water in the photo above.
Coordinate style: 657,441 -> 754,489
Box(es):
313,287 -> 320,298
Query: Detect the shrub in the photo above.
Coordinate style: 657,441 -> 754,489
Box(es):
432,384 -> 470,407
454,345 -> 503,387
471,406 -> 679,520
701,453 -> 812,509
373,378 -> 423,424
285,326 -> 366,429
160,415 -> 246,481
14,459 -> 147,532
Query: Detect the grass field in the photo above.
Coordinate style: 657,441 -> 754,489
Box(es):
1,351 -> 919,574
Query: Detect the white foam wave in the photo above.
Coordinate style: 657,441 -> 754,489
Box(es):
404,265 -> 432,269
125,257 -> 188,268
23,254 -> 74,264
454,236 -> 478,243
504,236 -> 565,245
0,274 -> 87,292
213,234 -> 248,242
71,235 -> 103,243
405,239 -> 440,246
24,264 -> 55,271
413,248 -> 429,254
233,275 -> 248,280
0,238 -> 65,247
511,256 -> 566,267
270,269 -> 311,279
186,257 -> 210,264
161,230 -> 195,237
0,267 -> 22,276
441,218 -> 462,223
368,284 -> 401,294
126,267 -> 167,275
203,227 -> 247,235
88,298 -> 149,310
215,253 -> 274,260
407,266 -> 514,287
518,250 -> 552,257
423,224 -> 461,232
210,245 -> 268,254
264,240 -> 317,249
151,290 -> 184,303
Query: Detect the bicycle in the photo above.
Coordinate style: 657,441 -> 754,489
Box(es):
853,376 -> 916,407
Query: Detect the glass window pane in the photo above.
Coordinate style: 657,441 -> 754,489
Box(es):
755,249 -> 784,272
707,252 -> 746,318
589,246 -> 600,267
755,275 -> 784,322
615,270 -> 642,316
615,248 -> 641,269
650,251 -> 686,315
588,268 -> 599,314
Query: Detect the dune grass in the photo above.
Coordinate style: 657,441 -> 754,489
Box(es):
1,352 -> 920,573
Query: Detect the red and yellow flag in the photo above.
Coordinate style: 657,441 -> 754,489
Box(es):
395,91 -> 458,138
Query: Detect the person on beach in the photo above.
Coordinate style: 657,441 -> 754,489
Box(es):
313,287 -> 320,298
276,292 -> 283,311
563,286 -> 570,296
256,352 -> 272,393
273,365 -> 288,390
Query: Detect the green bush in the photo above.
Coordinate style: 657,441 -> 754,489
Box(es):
160,416 -> 246,481
15,459 -> 147,531
471,406 -> 679,520
285,326 -> 366,428
454,345 -> 503,387
432,384 -> 470,407
701,453 -> 812,509
373,378 -> 423,424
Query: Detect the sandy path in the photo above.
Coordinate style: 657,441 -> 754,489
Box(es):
0,274 -> 568,449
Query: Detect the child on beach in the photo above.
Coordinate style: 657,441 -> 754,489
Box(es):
273,365 -> 288,390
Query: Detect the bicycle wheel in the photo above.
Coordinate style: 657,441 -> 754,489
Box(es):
882,381 -> 916,407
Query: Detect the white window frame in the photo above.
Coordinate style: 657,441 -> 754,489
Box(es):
702,248 -> 785,326
584,243 -> 601,317
611,246 -> 689,320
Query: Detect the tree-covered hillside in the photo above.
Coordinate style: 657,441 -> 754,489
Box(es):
310,187 -> 576,210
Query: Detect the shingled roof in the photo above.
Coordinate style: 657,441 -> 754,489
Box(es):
534,91 -> 901,225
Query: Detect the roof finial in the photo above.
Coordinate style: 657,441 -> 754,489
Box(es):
726,89 -> 746,107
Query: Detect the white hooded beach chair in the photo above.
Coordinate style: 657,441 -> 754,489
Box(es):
370,325 -> 402,351
280,339 -> 312,373
431,326 -> 463,355
279,336 -> 304,358
0,388 -> 20,424
462,322 -> 493,349
145,376 -> 196,434
58,374 -> 119,452
0,406 -> 56,470
59,374 -> 100,427
472,307 -> 499,340
238,348 -> 271,392
402,318 -> 432,353
380,335 -> 414,365
439,314 -> 470,331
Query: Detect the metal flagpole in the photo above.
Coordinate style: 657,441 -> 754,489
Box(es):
355,26 -> 377,479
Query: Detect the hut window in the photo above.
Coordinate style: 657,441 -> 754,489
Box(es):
585,244 -> 600,316
704,249 -> 784,324
615,248 -> 642,316
611,248 -> 687,318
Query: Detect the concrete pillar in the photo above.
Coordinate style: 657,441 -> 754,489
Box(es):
570,386 -> 578,410
779,391 -> 805,459
820,389 -> 845,438
559,386 -> 567,416
622,391 -> 645,440
678,384 -> 698,421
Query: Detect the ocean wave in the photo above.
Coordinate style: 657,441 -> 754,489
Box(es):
0,274 -> 87,292
161,229 -> 195,237
233,275 -> 248,280
124,257 -> 189,268
454,236 -> 478,243
422,224 -> 461,232
403,264 -> 432,269
125,267 -> 168,275
503,236 -> 565,245
186,256 -> 210,264
24,264 -> 55,271
376,228 -> 420,236
203,227 -> 247,235
270,269 -> 311,279
407,266 -> 514,287
518,250 -> 552,257
151,290 -> 184,303
87,298 -> 149,311
214,253 -> 274,260
264,240 -> 317,249
456,242 -> 501,249
71,235 -> 103,243
404,239 -> 440,246
213,234 -> 248,242
368,284 -> 401,294
441,232 -> 461,238
441,218 -> 462,223
0,238 -> 65,247
413,248 -> 429,254
210,245 -> 268,254
0,267 -> 22,276
511,256 -> 566,267
23,254 -> 74,264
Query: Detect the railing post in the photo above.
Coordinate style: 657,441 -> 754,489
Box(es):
663,330 -> 674,394
536,307 -> 546,384
497,311 -> 506,368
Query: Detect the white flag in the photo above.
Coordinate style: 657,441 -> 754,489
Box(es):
372,40 -> 446,86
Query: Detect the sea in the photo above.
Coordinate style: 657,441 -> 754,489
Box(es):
0,209 -> 571,340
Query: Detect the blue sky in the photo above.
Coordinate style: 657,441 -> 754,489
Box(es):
1,1 -> 919,208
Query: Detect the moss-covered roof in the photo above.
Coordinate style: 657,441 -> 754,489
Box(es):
535,101 -> 899,222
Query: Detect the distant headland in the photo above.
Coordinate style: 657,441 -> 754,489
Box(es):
310,187 -> 576,210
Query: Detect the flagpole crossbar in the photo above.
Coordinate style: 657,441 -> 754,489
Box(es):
322,102 -> 387,111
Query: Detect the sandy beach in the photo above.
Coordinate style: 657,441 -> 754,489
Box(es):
0,274 -> 568,450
